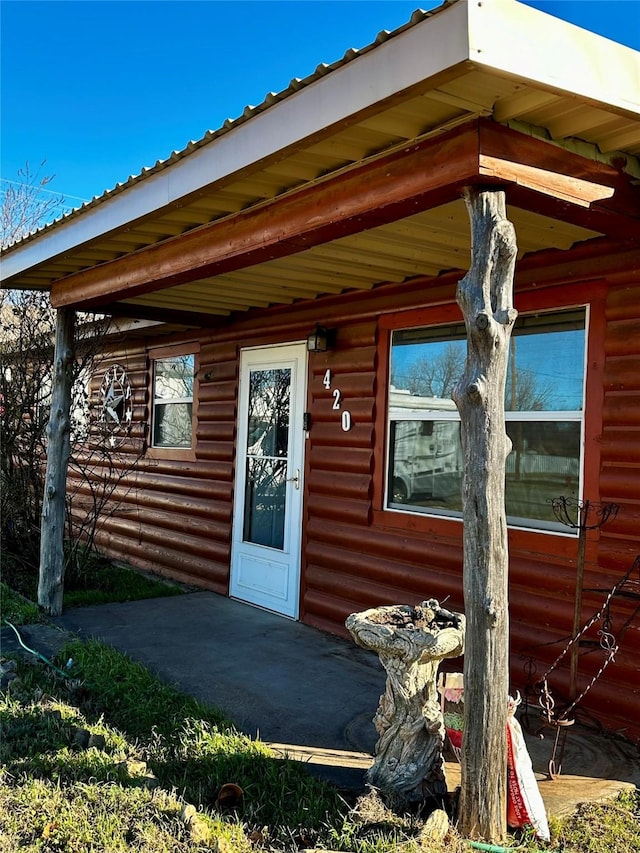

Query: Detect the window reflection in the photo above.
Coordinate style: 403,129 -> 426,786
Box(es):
243,458 -> 286,549
246,369 -> 290,457
243,367 -> 291,550
387,310 -> 586,531
505,421 -> 581,525
151,354 -> 195,449
153,402 -> 193,448
154,355 -> 194,400
391,316 -> 584,413
388,418 -> 462,508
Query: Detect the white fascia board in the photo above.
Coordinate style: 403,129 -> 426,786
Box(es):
1,1 -> 471,282
469,0 -> 640,117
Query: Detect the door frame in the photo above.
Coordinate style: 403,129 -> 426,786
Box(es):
230,342 -> 308,618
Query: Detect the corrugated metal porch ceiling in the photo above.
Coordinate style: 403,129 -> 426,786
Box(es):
122,202 -> 599,316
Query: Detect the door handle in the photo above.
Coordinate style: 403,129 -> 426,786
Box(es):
286,468 -> 300,490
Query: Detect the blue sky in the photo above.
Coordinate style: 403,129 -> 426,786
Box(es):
1,1 -> 639,214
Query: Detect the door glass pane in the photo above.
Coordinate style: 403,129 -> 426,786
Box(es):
243,457 -> 287,549
246,369 -> 291,457
243,367 -> 291,549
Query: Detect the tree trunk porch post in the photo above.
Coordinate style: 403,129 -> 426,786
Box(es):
38,306 -> 75,616
453,187 -> 518,841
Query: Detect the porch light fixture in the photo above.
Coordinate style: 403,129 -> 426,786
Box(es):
306,324 -> 330,353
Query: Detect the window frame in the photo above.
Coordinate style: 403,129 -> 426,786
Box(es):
146,343 -> 199,461
373,283 -> 606,542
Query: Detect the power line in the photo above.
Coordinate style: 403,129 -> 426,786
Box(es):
0,177 -> 89,203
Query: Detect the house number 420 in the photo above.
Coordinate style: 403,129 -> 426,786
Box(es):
323,369 -> 352,432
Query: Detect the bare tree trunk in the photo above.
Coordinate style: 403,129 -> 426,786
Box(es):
453,188 -> 517,842
38,307 -> 75,615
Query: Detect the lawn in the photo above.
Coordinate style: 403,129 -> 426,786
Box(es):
0,641 -> 429,852
1,562 -> 638,852
1,550 -> 185,614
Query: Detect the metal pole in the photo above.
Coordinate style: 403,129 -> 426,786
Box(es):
569,502 -> 588,702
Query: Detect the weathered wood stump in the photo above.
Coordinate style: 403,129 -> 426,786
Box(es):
346,600 -> 465,806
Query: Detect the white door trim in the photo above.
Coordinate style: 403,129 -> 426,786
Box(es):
230,343 -> 307,618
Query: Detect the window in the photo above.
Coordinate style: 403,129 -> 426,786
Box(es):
150,351 -> 195,449
387,309 -> 586,532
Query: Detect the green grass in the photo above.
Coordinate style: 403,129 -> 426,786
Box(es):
64,639 -> 229,739
61,562 -> 185,608
1,553 -> 184,625
1,640 -> 637,853
545,790 -> 640,853
0,582 -> 44,626
0,643 -> 369,852
0,777 -> 254,852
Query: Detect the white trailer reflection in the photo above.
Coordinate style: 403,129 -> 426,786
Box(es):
388,388 -> 462,505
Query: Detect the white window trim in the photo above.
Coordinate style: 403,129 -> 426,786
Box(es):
147,344 -> 199,458
385,307 -> 589,535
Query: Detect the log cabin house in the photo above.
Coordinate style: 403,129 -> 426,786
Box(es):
2,0 -> 639,739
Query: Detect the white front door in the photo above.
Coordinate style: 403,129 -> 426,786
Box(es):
230,344 -> 307,618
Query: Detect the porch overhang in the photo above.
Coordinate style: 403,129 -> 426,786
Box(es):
2,0 -> 639,324
45,118 -> 640,316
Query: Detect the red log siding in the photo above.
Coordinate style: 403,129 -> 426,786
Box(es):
592,277 -> 640,735
70,339 -> 236,593
302,319 -> 465,627
72,261 -> 639,742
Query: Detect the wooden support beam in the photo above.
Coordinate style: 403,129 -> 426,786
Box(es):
50,125 -> 479,310
453,187 -> 517,842
48,119 -> 639,314
478,120 -> 640,238
478,155 -> 614,207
